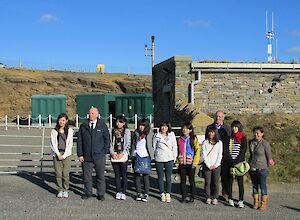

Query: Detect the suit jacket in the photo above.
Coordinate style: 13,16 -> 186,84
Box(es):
77,119 -> 110,161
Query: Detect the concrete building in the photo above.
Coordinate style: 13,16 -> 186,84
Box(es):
152,56 -> 300,133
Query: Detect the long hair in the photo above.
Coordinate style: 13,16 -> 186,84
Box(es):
182,122 -> 196,150
159,121 -> 172,134
55,113 -> 69,135
205,125 -> 220,143
113,115 -> 128,129
137,118 -> 150,135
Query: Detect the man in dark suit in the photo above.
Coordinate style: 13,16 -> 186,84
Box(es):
77,107 -> 110,200
205,111 -> 231,201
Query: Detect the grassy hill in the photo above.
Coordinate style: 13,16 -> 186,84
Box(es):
0,68 -> 151,118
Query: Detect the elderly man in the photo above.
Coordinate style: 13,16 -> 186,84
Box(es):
205,111 -> 231,201
77,107 -> 110,201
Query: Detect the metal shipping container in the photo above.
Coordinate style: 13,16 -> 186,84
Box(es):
76,93 -> 119,121
115,93 -> 153,119
31,94 -> 66,119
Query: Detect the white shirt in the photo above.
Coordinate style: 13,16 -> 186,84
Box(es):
135,138 -> 149,157
201,140 -> 223,168
153,131 -> 178,162
89,119 -> 97,129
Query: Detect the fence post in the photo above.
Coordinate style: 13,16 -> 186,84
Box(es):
38,115 -> 42,128
28,115 -> 31,130
17,115 -> 20,130
149,114 -> 152,125
5,115 -> 8,131
86,114 -> 89,119
76,114 -> 79,128
41,127 -> 45,172
109,114 -> 113,128
134,114 -> 138,129
48,115 -> 51,127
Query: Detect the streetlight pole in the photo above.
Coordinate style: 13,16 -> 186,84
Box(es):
145,35 -> 155,68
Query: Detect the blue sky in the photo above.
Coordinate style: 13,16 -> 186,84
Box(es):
0,0 -> 299,74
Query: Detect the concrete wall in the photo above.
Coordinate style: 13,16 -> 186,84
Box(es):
152,56 -> 300,127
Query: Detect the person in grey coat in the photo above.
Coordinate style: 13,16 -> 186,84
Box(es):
77,107 -> 110,201
109,115 -> 131,200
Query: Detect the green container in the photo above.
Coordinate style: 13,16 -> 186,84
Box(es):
115,93 -> 153,119
76,93 -> 119,122
31,94 -> 66,119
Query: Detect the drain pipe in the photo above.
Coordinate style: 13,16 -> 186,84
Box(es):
189,68 -> 201,104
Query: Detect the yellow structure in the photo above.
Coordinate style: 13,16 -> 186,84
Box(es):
97,64 -> 105,74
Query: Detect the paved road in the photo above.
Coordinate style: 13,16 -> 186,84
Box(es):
0,173 -> 299,220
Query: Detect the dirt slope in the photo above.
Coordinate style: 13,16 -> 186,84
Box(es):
0,68 -> 151,118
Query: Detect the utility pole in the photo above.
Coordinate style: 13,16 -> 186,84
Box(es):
145,35 -> 155,68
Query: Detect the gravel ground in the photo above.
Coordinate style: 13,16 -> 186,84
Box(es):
0,172 -> 299,220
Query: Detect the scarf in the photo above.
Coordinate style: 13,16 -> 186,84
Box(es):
232,132 -> 247,144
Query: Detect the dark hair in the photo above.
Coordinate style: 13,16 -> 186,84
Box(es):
55,113 -> 69,134
252,126 -> 264,133
182,122 -> 196,150
205,125 -> 220,143
159,121 -> 172,134
114,115 -> 128,129
231,120 -> 243,132
137,118 -> 150,135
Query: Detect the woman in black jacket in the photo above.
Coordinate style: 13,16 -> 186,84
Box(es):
226,120 -> 247,208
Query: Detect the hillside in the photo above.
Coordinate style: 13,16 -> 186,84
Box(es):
0,68 -> 151,118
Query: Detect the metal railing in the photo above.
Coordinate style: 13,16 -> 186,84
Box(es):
0,114 -> 154,130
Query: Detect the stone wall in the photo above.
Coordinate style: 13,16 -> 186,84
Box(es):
153,56 -> 300,128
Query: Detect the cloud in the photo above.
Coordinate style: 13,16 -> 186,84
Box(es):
184,20 -> 211,28
40,14 -> 59,23
283,46 -> 300,54
290,30 -> 300,37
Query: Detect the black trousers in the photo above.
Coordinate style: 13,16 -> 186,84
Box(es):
112,161 -> 128,193
135,173 -> 150,194
82,157 -> 106,196
179,164 -> 196,199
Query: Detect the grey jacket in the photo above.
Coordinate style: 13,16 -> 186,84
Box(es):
249,138 -> 272,170
109,128 -> 131,155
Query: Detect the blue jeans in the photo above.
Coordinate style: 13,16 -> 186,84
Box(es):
250,169 -> 268,196
156,161 -> 174,193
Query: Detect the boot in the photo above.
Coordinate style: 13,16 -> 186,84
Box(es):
253,194 -> 259,209
260,195 -> 268,210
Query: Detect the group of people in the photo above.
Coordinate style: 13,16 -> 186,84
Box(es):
50,107 -> 275,210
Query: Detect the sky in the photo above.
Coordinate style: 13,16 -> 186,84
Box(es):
0,0 -> 300,74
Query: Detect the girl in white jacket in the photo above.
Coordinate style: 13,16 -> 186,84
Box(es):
153,121 -> 177,203
201,125 -> 223,205
50,113 -> 74,198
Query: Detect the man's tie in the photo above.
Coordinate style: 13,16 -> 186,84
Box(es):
91,122 -> 94,129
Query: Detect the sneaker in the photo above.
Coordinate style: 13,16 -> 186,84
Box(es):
62,191 -> 69,198
166,193 -> 171,203
120,193 -> 126,200
206,198 -> 212,205
142,194 -> 148,202
212,198 -> 218,205
136,193 -> 143,201
237,200 -> 244,208
161,193 -> 166,202
116,192 -> 122,200
228,199 -> 235,207
57,191 -> 63,198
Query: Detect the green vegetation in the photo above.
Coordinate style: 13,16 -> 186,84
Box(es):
225,113 -> 300,183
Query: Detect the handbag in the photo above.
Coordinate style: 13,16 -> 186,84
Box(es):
111,153 -> 128,163
134,154 -> 151,174
230,161 -> 250,176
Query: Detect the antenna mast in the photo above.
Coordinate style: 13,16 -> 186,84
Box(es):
266,11 -> 275,63
145,36 -> 155,68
